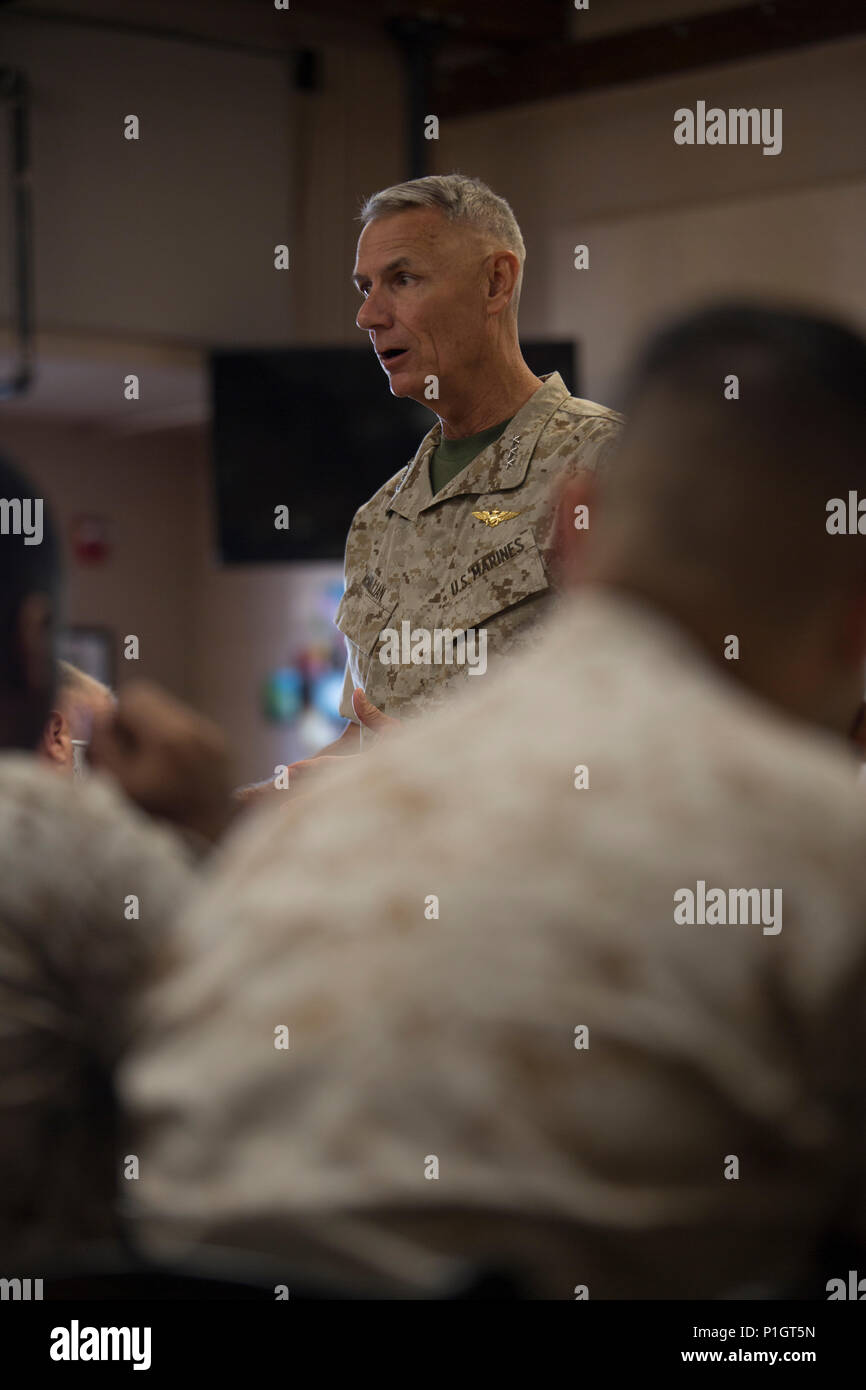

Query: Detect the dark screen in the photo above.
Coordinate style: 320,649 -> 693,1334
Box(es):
211,341 -> 577,563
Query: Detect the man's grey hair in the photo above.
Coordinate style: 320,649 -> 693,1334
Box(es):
56,660 -> 113,702
359,173 -> 526,318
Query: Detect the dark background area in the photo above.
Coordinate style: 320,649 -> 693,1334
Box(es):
212,340 -> 576,562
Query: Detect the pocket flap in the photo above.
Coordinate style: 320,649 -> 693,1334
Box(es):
335,585 -> 398,656
446,526 -> 550,630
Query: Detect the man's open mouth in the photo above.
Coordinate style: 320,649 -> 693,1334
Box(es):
380,348 -> 408,361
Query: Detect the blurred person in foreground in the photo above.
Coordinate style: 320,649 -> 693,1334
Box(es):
121,302 -> 866,1299
39,659 -> 114,775
0,455 -> 233,1267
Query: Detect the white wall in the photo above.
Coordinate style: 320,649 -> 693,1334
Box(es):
438,35 -> 866,404
0,14 -> 296,344
0,10 -> 406,349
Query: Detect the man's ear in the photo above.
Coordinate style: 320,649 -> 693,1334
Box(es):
41,709 -> 71,766
485,248 -> 520,316
551,471 -> 598,592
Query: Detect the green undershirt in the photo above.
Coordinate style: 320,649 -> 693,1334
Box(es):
429,415 -> 514,496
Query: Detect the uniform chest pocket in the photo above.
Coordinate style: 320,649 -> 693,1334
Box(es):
445,525 -> 550,630
335,584 -> 399,656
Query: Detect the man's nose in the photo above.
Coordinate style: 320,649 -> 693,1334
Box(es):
356,290 -> 390,332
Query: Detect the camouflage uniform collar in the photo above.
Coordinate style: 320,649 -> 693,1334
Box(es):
387,372 -> 571,521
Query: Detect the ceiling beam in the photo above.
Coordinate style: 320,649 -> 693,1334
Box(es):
431,0 -> 866,118
5,0 -> 568,50
308,0 -> 567,45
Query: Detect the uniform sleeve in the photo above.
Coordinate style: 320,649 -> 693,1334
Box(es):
572,415 -> 622,479
531,413 -> 624,579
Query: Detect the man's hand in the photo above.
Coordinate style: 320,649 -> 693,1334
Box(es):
281,689 -> 401,793
352,687 -> 401,736
90,681 -> 236,844
285,754 -> 352,791
233,691 -> 401,810
234,757 -> 349,806
232,778 -> 285,807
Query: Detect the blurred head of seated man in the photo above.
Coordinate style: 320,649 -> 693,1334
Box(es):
40,660 -> 115,775
0,452 -> 198,1268
121,303 -> 866,1301
585,306 -> 866,744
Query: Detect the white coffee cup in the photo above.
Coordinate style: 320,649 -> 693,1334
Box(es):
70,739 -> 89,780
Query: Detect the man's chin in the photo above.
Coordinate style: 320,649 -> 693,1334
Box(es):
387,372 -> 421,402
386,369 -> 414,397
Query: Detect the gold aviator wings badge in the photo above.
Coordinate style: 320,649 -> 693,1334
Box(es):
472,509 -> 521,527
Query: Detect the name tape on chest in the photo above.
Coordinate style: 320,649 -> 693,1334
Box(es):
450,533 -> 526,596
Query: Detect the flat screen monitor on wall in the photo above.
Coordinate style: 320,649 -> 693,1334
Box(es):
211,341 -> 577,564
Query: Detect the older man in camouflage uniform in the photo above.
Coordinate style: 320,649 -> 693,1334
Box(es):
324,173 -> 621,752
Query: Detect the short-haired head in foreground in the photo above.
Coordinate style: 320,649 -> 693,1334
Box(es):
0,452 -> 60,753
577,301 -> 866,737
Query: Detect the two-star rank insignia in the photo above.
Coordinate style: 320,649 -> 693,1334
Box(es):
472,509 -> 521,527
